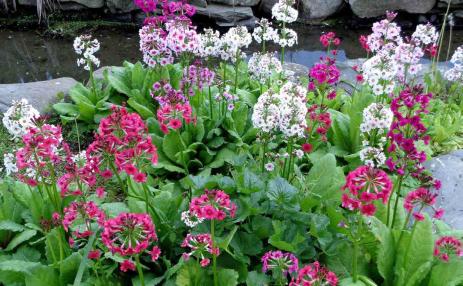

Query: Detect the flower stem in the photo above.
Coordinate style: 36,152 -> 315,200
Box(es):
211,219 -> 218,286
353,241 -> 359,282
135,255 -> 145,286
261,138 -> 268,173
387,176 -> 403,228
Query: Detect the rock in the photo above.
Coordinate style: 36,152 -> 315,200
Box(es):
106,0 -> 138,13
209,0 -> 260,7
59,0 -> 104,9
299,0 -> 343,21
0,78 -> 78,114
93,66 -> 118,80
259,0 -> 278,15
283,62 -> 309,79
191,0 -> 208,8
195,4 -> 255,26
17,0 -> 37,6
348,0 -> 436,18
425,150 -> 463,229
216,16 -> 257,28
440,0 -> 463,5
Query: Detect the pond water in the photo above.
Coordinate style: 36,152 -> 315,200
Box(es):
0,25 -> 462,84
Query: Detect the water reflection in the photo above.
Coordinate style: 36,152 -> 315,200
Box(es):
0,26 -> 461,84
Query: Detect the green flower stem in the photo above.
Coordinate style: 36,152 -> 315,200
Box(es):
353,241 -> 359,282
135,255 -> 145,286
234,59 -> 239,94
110,162 -> 126,195
390,176 -> 404,228
211,219 -> 218,286
141,184 -> 153,216
209,85 -> 214,120
261,138 -> 268,173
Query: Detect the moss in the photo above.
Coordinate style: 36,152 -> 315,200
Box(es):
45,20 -> 137,38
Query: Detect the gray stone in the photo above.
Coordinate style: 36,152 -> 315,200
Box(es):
258,0 -> 277,15
425,150 -> 463,229
93,66 -> 118,80
216,16 -> 257,28
348,0 -> 436,18
209,0 -> 260,7
440,0 -> 463,5
299,0 -> 343,21
191,0 -> 208,8
0,78 -> 78,114
283,62 -> 308,79
59,0 -> 104,8
17,0 -> 37,6
195,4 -> 254,26
106,0 -> 138,13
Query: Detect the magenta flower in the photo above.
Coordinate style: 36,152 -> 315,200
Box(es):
341,166 -> 393,216
102,213 -> 158,257
261,250 -> 299,275
434,236 -> 463,262
289,261 -> 338,286
189,189 -> 237,221
181,233 -> 219,267
403,187 -> 444,221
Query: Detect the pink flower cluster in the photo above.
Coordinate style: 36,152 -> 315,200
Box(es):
87,106 -> 158,183
181,64 -> 215,96
289,261 -> 338,286
404,187 -> 444,221
341,166 -> 393,216
139,25 -> 174,67
319,32 -> 341,48
15,124 -> 69,186
181,233 -> 219,267
189,189 -> 237,220
102,212 -> 160,271
433,236 -> 463,262
261,250 -> 299,275
156,102 -> 193,134
307,104 -> 332,142
386,85 -> 432,177
62,201 -> 106,247
309,61 -> 341,87
151,80 -> 187,106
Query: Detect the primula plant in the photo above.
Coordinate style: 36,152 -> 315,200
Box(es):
2,2 -> 463,286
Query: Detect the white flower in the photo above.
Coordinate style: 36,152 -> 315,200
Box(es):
445,46 -> 463,82
359,147 -> 386,168
360,103 -> 393,133
252,90 -> 283,133
181,210 -> 204,228
252,18 -> 279,45
362,54 -> 397,96
271,0 -> 298,23
276,28 -> 298,48
294,149 -> 304,159
165,21 -> 200,55
219,26 -> 252,63
71,151 -> 87,168
248,52 -> 282,84
412,24 -> 439,46
197,28 -> 221,58
264,162 -> 275,171
3,153 -> 18,175
2,99 -> 40,139
74,35 -> 100,71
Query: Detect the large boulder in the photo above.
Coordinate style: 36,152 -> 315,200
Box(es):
105,0 -> 138,13
299,0 -> 343,21
195,4 -> 255,27
425,150 -> 463,229
0,78 -> 78,114
209,0 -> 260,7
259,0 -> 278,15
59,0 -> 105,8
348,0 -> 437,18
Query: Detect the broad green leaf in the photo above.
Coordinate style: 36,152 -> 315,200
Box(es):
108,72 -> 132,96
6,229 -> 37,251
175,261 -> 208,286
25,265 -> 59,286
428,260 -> 463,286
245,271 -> 269,286
0,220 -> 25,232
101,202 -> 130,218
162,131 -> 185,163
367,216 -> 394,283
127,98 -> 155,119
217,269 -> 239,286
0,260 -> 40,274
266,177 -> 298,208
53,103 -> 79,117
306,154 -> 345,203
60,253 -> 82,285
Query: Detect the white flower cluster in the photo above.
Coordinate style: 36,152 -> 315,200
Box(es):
3,152 -> 17,176
271,0 -> 298,23
181,210 -> 204,228
165,22 -> 200,55
360,103 -> 393,133
359,103 -> 393,167
252,82 -> 307,138
219,26 -> 252,63
71,151 -> 87,168
197,28 -> 221,58
445,46 -> 463,82
362,55 -> 397,96
277,27 -> 298,48
411,24 -> 439,46
74,35 -> 100,71
248,52 -> 282,84
394,42 -> 424,78
367,19 -> 402,53
2,99 -> 39,139
252,19 -> 279,44
139,25 -> 174,67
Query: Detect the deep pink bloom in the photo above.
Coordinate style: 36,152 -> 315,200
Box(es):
102,213 -> 158,256
189,189 -> 237,221
150,246 -> 161,261
88,250 -> 101,260
342,166 -> 393,216
290,261 -> 338,286
320,32 -> 341,48
261,251 -> 299,275
120,259 -> 136,272
181,233 -> 218,267
309,62 -> 340,86
404,187 -> 443,221
434,236 -> 463,262
302,143 -> 313,153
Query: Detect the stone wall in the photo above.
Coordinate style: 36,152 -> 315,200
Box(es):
3,0 -> 463,27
